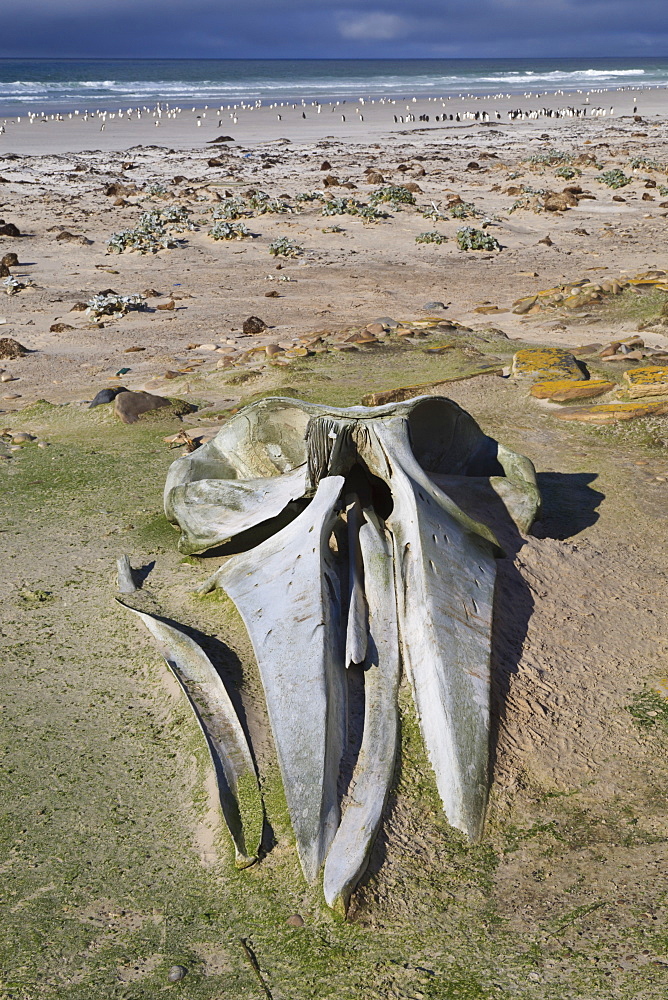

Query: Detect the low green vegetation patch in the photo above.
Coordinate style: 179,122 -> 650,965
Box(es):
598,169 -> 632,189
628,688 -> 668,730
208,220 -> 251,241
415,230 -> 447,244
268,237 -> 302,257
456,226 -> 501,251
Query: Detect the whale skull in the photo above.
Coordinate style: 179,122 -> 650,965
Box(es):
162,395 -> 540,913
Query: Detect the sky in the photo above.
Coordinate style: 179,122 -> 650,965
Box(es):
2,0 -> 668,60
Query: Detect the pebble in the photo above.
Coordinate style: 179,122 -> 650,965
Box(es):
3,394 -> 21,400
1,373 -> 17,382
423,301 -> 446,310
167,965 -> 188,982
197,343 -> 219,351
286,913 -> 305,927
11,432 -> 35,443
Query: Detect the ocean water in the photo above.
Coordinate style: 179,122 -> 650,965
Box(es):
1,57 -> 667,116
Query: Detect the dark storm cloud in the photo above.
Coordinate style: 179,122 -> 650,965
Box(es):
2,0 -> 668,58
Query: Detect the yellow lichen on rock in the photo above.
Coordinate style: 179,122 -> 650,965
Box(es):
530,378 -> 614,401
554,401 -> 668,423
512,348 -> 585,381
622,366 -> 668,398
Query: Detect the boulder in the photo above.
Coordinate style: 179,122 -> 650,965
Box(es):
623,365 -> 668,398
512,348 -> 585,381
114,390 -> 171,424
530,378 -> 614,401
243,316 -> 267,335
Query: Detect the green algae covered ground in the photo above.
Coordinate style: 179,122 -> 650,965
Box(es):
1,345 -> 668,1000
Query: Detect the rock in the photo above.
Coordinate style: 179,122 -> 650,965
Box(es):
70,301 -> 88,312
573,343 -> 603,355
243,316 -> 267,335
512,295 -> 537,315
543,192 -> 577,212
1,253 -> 19,267
89,386 -> 128,408
156,298 -> 175,311
402,182 -> 422,193
365,171 -> 384,184
142,288 -> 161,297
319,160 -> 331,171
11,431 -> 35,443
512,348 -> 585,381
555,401 -> 668,423
167,965 -> 188,983
598,342 -> 621,358
113,390 -> 171,424
530,378 -> 614,401
55,231 -> 90,244
474,305 -> 506,314
0,372 -> 17,382
0,223 -> 20,237
623,365 -> 668,398
49,322 -> 74,333
538,235 -> 553,246
365,323 -> 386,335
0,337 -> 28,359
265,290 -> 280,297
265,344 -> 284,357
612,195 -> 626,203
0,263 -> 9,278
423,301 -> 446,311
362,367 -> 504,405
323,175 -> 340,187
287,914 -> 305,927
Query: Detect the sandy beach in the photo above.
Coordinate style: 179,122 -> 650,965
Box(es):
1,83 -> 668,412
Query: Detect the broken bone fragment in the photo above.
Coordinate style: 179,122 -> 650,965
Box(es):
163,395 -> 540,910
119,602 -> 263,866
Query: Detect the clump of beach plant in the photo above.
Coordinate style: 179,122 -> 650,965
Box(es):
526,148 -> 572,166
369,185 -> 416,207
321,197 -> 360,216
659,185 -> 668,197
628,156 -> 665,172
268,237 -> 302,258
555,165 -> 582,180
421,204 -> 447,222
415,231 -> 447,244
149,205 -> 194,231
598,169 -> 632,189
209,221 -> 251,241
450,201 -> 479,219
144,183 -> 167,197
321,224 -> 344,233
212,197 -> 247,220
248,191 -> 293,214
456,227 -> 501,251
296,191 -> 325,202
86,293 -> 146,321
107,207 -> 193,254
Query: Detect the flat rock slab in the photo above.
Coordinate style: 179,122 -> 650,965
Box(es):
554,401 -> 668,423
114,390 -> 171,424
512,348 -> 585,381
530,378 -> 614,401
362,366 -> 503,406
623,365 -> 668,398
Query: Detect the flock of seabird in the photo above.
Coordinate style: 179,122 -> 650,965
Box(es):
0,85 -> 653,138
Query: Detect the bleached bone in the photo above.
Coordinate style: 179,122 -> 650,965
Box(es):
119,603 -> 263,868
164,395 -> 540,909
